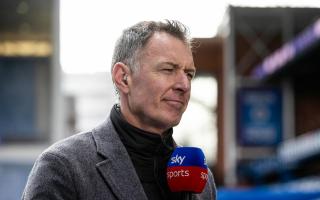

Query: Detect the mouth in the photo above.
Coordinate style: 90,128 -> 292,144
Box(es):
164,99 -> 185,109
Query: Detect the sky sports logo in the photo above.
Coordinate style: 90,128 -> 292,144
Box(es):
168,154 -> 208,180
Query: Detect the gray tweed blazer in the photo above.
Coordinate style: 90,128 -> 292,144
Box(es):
22,118 -> 216,200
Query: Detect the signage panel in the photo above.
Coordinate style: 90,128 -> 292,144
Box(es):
237,87 -> 282,146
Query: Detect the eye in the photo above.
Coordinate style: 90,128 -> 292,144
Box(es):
162,67 -> 174,73
160,62 -> 177,73
186,71 -> 195,80
163,68 -> 173,71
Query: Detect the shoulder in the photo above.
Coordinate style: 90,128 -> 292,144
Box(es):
39,118 -> 117,164
39,131 -> 93,162
46,131 -> 94,155
34,131 -> 95,172
21,132 -> 95,200
22,119 -> 118,199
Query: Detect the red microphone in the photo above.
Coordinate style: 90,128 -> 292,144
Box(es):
167,147 -> 208,195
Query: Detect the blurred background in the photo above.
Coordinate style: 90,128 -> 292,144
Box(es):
1,0 -> 320,199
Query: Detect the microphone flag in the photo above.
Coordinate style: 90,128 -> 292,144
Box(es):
167,147 -> 208,193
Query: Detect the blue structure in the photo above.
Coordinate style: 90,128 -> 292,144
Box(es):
0,162 -> 33,200
219,177 -> 320,200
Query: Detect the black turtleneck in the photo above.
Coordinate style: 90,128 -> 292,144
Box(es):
110,104 -> 183,200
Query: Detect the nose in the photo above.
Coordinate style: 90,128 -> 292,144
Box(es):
173,71 -> 191,93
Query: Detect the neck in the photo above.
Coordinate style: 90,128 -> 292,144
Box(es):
119,103 -> 169,135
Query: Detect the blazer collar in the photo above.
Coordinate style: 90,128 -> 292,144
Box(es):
92,118 -> 148,200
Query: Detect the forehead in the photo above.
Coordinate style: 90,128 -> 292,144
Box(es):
145,32 -> 190,52
140,32 -> 194,67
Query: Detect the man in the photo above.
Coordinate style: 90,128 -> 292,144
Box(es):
22,20 -> 216,200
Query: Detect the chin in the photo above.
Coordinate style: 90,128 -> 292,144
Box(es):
159,111 -> 184,127
168,117 -> 182,127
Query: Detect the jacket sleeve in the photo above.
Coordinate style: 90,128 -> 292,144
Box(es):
22,151 -> 76,200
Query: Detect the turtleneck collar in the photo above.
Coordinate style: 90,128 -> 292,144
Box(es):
110,104 -> 174,179
111,104 -> 174,157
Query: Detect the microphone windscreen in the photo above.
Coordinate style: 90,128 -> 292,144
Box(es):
167,147 -> 208,193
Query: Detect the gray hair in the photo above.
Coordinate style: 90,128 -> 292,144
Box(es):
111,20 -> 193,73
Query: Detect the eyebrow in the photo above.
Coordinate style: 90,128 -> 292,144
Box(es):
162,61 -> 196,72
161,61 -> 179,68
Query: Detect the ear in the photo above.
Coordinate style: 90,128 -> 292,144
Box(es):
112,62 -> 131,94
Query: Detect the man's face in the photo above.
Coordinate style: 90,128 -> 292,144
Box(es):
124,32 -> 196,133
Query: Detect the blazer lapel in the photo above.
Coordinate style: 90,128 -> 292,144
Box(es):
93,119 -> 148,200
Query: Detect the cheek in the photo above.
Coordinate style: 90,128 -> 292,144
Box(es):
132,80 -> 162,104
131,75 -> 174,106
142,78 -> 167,95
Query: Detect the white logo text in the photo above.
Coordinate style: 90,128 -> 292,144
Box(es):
170,154 -> 186,165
